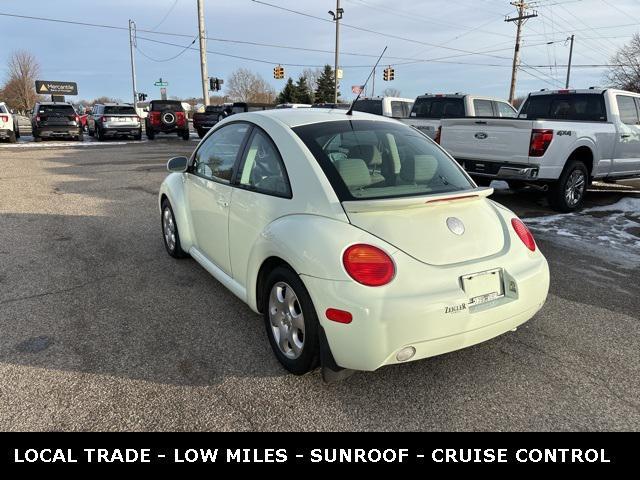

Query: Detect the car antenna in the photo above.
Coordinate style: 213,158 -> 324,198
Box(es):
346,46 -> 388,116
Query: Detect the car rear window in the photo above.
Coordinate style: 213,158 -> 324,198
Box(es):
293,120 -> 473,201
0,104 -> 7,114
38,104 -> 75,114
390,101 -> 413,118
519,94 -> 607,121
151,101 -> 184,112
104,106 -> 136,115
410,97 -> 465,119
352,99 -> 383,116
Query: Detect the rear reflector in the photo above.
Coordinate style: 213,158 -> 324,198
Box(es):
511,218 -> 536,252
529,129 -> 553,157
343,244 -> 395,287
325,308 -> 353,324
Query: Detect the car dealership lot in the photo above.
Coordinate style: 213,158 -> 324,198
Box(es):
0,141 -> 638,431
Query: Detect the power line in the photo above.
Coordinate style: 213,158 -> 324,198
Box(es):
149,0 -> 180,31
135,35 -> 198,62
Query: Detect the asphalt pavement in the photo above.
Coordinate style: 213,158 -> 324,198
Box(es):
0,138 -> 638,431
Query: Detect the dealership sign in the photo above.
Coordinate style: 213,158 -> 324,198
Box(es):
35,80 -> 78,96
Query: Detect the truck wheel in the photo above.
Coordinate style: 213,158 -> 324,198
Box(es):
146,129 -> 155,140
8,131 -> 17,143
548,160 -> 588,212
181,129 -> 190,141
96,126 -> 105,141
15,124 -> 20,139
263,266 -> 320,375
134,130 -> 142,141
33,134 -> 41,143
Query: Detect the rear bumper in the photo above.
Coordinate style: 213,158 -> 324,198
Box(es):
456,159 -> 561,181
0,128 -> 12,139
36,126 -> 80,137
102,126 -> 141,136
302,254 -> 549,372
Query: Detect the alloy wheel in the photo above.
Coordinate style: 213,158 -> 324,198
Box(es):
268,281 -> 305,359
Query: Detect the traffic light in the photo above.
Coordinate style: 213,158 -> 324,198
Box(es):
383,66 -> 395,81
388,67 -> 395,81
137,93 -> 147,101
209,77 -> 224,91
273,65 -> 285,80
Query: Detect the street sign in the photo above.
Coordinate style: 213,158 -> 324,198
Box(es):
154,78 -> 169,87
35,80 -> 78,96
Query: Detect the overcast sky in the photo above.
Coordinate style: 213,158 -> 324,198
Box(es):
1,0 -> 638,103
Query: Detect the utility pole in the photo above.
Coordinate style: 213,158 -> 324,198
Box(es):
565,34 -> 575,88
329,1 -> 343,104
128,19 -> 138,111
505,1 -> 538,104
372,66 -> 376,97
197,0 -> 210,106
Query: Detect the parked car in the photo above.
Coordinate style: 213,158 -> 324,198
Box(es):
0,102 -> 19,143
351,96 -> 415,119
439,88 -> 640,211
88,103 -> 142,141
402,93 -> 517,139
31,102 -> 83,142
192,104 -> 231,138
145,100 -> 190,141
158,109 -> 549,380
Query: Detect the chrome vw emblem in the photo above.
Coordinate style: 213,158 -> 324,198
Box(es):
447,217 -> 465,236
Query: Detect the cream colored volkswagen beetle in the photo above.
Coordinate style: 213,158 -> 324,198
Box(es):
159,109 -> 549,380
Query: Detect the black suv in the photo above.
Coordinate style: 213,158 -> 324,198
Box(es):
31,102 -> 83,142
145,100 -> 190,141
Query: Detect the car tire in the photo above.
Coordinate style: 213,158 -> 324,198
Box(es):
263,266 -> 320,375
96,126 -> 105,141
147,129 -> 156,140
33,134 -> 41,142
7,131 -> 17,143
161,200 -> 188,259
181,129 -> 190,141
14,124 -> 20,139
196,128 -> 205,139
134,130 -> 142,141
548,160 -> 588,212
77,131 -> 84,142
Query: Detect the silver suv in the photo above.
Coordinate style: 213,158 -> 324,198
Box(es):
88,103 -> 142,141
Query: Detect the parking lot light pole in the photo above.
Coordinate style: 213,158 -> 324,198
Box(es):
197,0 -> 210,106
128,19 -> 138,111
329,1 -> 343,104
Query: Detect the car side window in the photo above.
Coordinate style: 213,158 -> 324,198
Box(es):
495,101 -> 516,118
192,123 -> 250,182
617,95 -> 639,125
473,99 -> 494,117
238,129 -> 291,198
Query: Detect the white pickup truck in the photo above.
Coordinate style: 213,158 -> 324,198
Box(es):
440,88 -> 640,211
0,102 -> 19,143
402,93 -> 517,139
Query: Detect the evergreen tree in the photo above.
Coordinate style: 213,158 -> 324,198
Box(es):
314,65 -> 340,103
276,78 -> 297,104
295,75 -> 313,104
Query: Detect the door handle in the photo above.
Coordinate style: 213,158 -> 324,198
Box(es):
217,199 -> 229,208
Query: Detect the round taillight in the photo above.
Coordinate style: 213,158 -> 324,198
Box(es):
343,244 -> 395,287
511,218 -> 536,252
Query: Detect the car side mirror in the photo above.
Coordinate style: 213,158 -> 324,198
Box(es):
167,156 -> 188,173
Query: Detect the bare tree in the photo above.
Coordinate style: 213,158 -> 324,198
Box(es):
606,33 -> 640,93
302,67 -> 323,93
226,68 -> 276,103
383,87 -> 401,97
2,51 -> 41,112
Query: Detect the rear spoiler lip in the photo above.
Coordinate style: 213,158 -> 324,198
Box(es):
342,187 -> 493,213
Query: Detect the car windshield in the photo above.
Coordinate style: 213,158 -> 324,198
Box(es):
104,106 -> 136,115
39,104 -> 75,114
518,94 -> 607,121
293,120 -> 474,201
410,97 -> 464,118
351,100 -> 383,116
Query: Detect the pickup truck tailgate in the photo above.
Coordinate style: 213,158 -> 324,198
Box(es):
440,118 -> 534,165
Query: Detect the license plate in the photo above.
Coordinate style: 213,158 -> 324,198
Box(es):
461,268 -> 504,307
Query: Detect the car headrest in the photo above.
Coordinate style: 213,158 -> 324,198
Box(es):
348,144 -> 382,166
400,155 -> 438,183
335,158 -> 371,189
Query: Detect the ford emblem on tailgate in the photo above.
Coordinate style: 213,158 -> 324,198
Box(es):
475,132 -> 488,139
